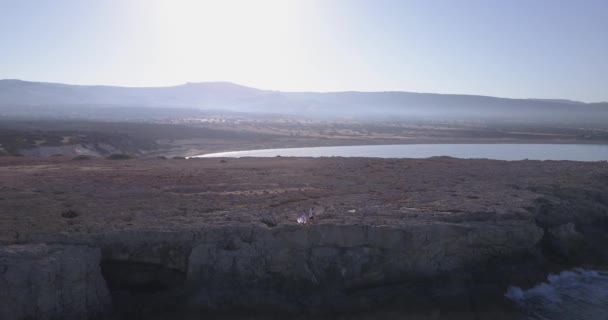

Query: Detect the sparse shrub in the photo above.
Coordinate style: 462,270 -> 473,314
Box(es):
156,156 -> 168,160
219,159 -> 228,163
107,153 -> 132,160
72,155 -> 92,160
61,209 -> 80,218
172,156 -> 186,160
260,218 -> 277,228
51,153 -> 64,157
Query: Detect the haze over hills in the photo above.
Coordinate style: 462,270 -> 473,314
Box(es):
1,79 -> 607,122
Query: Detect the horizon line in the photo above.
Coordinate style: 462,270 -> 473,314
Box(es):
1,78 -> 606,104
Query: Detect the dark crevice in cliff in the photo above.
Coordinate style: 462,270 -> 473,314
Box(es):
100,259 -> 186,294
100,259 -> 191,319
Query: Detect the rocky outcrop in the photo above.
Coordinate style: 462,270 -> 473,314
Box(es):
7,221 -> 544,316
6,221 -> 533,316
532,182 -> 608,266
2,157 -> 607,318
546,222 -> 584,258
188,221 -> 542,283
0,244 -> 111,320
183,222 -> 543,312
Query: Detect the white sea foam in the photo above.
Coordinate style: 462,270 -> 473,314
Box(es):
505,269 -> 608,320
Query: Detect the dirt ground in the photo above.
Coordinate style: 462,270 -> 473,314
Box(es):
1,156 -> 607,243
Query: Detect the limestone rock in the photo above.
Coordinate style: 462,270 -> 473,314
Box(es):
547,222 -> 584,259
185,222 -> 543,309
0,244 -> 111,320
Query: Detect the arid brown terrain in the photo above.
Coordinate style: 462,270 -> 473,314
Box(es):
1,156 -> 606,237
2,118 -> 608,159
1,156 -> 608,319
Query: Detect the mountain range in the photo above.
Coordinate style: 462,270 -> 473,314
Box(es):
1,79 -> 607,122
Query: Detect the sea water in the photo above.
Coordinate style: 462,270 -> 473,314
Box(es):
505,269 -> 608,320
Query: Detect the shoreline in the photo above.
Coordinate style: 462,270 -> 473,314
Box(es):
179,138 -> 608,158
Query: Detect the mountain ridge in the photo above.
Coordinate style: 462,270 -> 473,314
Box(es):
1,79 -> 607,121
3,79 -> 606,104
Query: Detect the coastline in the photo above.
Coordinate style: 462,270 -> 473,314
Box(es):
1,156 -> 607,318
178,137 -> 608,158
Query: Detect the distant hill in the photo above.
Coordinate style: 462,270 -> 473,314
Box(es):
1,79 -> 607,122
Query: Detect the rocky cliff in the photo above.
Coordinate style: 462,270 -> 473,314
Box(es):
0,244 -> 111,320
1,157 -> 607,318
2,221 -> 543,318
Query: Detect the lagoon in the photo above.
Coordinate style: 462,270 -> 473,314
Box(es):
194,143 -> 608,161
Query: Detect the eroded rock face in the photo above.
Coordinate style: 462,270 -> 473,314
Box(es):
13,221 -> 541,316
189,222 -> 543,281
63,221 -> 542,314
184,222 -> 543,310
546,222 -> 585,259
0,219 -> 594,317
0,244 -> 111,320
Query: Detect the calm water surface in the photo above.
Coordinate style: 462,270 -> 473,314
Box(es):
195,144 -> 608,161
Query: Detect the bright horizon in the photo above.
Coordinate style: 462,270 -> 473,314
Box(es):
1,0 -> 607,102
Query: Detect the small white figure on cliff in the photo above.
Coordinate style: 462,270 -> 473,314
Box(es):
297,211 -> 307,224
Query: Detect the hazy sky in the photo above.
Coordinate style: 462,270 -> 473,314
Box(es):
1,0 -> 607,101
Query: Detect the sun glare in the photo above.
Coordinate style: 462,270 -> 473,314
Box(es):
137,0 -> 306,85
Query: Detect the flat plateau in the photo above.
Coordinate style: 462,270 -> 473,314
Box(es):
1,156 -> 606,235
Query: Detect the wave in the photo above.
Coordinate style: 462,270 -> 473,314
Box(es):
505,269 -> 608,320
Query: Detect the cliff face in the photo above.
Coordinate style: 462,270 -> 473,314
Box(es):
4,221 -> 541,317
188,222 -> 540,284
9,219 -> 599,318
0,244 -> 111,320
185,222 -> 543,312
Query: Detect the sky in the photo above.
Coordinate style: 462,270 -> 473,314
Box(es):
1,0 -> 607,102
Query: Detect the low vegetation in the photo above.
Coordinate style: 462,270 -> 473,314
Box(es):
107,153 -> 132,160
72,155 -> 92,160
